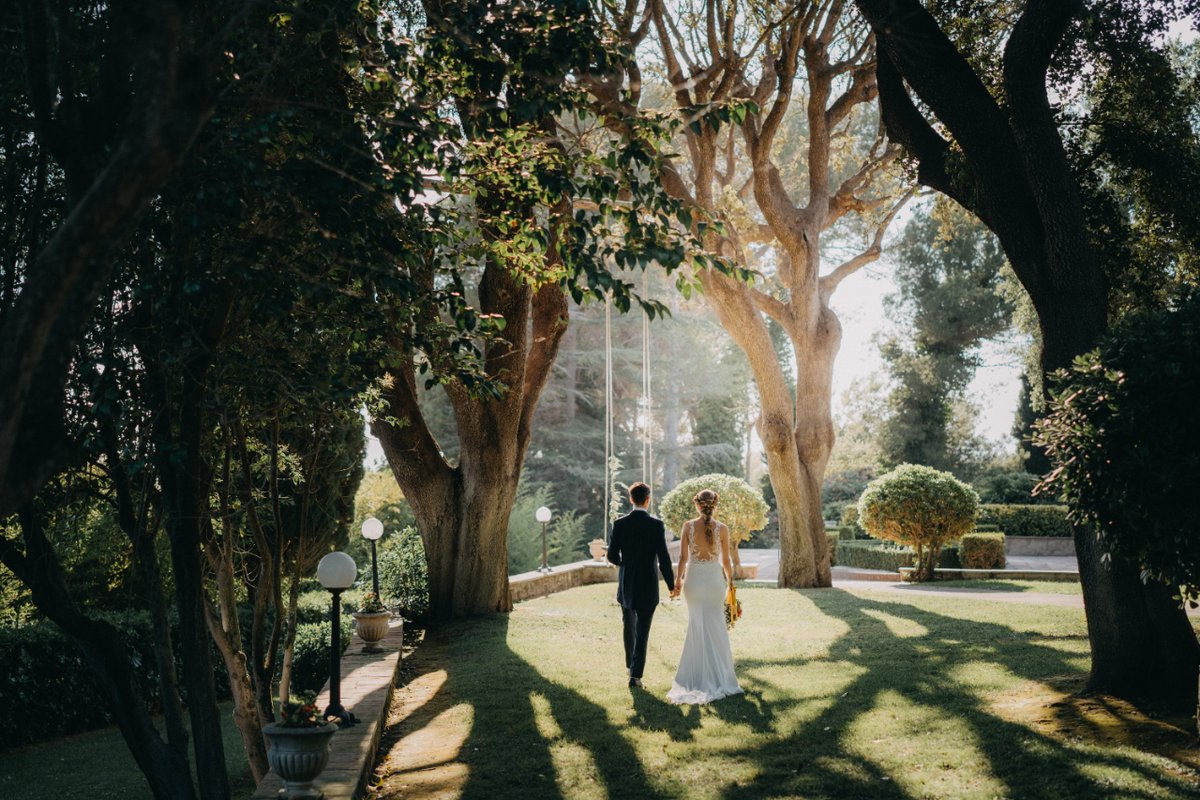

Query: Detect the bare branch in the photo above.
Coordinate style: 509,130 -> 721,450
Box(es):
819,187 -> 914,296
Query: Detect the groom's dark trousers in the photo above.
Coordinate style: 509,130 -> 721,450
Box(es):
607,507 -> 675,680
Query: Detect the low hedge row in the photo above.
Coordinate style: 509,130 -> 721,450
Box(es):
836,541 -> 914,572
0,603 -> 353,750
978,504 -> 1070,537
0,611 -> 236,750
959,533 -> 1007,569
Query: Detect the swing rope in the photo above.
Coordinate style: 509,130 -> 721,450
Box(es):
641,270 -> 653,497
603,274 -> 654,538
603,292 -> 614,543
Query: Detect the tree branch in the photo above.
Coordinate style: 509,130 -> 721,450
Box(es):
819,187 -> 914,296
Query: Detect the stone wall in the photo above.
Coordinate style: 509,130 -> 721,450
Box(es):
509,560 -> 617,603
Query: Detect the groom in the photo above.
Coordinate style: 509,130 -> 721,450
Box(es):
607,482 -> 675,688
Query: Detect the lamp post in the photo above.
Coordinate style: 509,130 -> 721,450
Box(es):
316,551 -> 358,727
361,517 -> 384,597
536,506 -> 553,573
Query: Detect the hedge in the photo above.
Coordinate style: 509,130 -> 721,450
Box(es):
978,504 -> 1070,537
289,616 -> 353,697
837,541 -> 913,572
0,610 -> 242,749
0,600 -> 355,749
826,531 -> 839,567
959,533 -> 1007,569
376,526 -> 430,621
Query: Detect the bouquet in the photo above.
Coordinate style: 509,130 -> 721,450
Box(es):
724,585 -> 743,629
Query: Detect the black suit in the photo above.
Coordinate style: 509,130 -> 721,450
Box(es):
607,507 -> 675,679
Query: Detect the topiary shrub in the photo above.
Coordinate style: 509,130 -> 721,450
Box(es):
825,531 -> 839,567
858,464 -> 979,581
660,474 -> 768,575
959,533 -> 1006,570
978,504 -> 1070,537
1035,295 -> 1200,600
376,526 -> 430,622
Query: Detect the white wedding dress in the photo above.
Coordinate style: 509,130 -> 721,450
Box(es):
667,523 -> 743,704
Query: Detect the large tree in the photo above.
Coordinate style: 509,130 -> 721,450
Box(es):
592,0 -> 910,587
853,0 -> 1199,700
0,1 -> 240,519
0,2 -> 497,795
371,1 -> 728,620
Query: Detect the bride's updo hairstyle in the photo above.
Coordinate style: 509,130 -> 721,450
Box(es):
693,489 -> 719,543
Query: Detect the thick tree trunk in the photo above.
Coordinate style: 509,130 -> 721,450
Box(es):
373,281 -> 569,621
700,271 -> 828,587
856,0 -> 1200,703
1039,298 -> 1200,699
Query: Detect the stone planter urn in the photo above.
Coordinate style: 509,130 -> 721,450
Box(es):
352,611 -> 391,653
263,722 -> 336,799
588,538 -> 608,561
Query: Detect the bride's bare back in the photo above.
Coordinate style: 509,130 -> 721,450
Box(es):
676,517 -> 734,588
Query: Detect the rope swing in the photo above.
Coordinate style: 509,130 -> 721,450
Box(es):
602,273 -> 655,544
603,292 -> 614,543
640,270 -> 653,493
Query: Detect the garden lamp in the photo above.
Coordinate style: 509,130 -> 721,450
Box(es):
361,516 -> 384,597
316,551 -> 358,727
536,506 -> 553,574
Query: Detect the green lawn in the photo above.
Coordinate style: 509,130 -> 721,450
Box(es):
911,579 -> 1083,595
378,584 -> 1199,800
1,703 -> 254,800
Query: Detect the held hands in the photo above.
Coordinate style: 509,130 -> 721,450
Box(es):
670,581 -> 682,600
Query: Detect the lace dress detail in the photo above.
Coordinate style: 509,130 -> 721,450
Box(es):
668,520 -> 742,705
687,520 -> 719,562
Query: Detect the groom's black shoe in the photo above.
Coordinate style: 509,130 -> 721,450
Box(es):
628,677 -> 643,688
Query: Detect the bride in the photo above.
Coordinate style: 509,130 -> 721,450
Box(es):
667,489 -> 743,704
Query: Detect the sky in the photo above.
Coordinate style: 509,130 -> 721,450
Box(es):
828,254 -> 1024,452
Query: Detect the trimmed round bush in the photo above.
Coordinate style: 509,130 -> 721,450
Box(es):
858,464 -> 979,581
659,474 -> 768,546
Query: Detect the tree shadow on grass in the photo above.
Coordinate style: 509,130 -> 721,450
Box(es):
436,615 -> 673,800
378,590 -> 1197,800
628,684 -> 705,742
713,589 -> 1199,800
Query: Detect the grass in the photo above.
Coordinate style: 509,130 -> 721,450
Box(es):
0,703 -> 254,800
374,584 -> 1199,800
909,579 -> 1083,595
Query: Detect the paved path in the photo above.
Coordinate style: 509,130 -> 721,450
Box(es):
832,579 -> 1087,608
737,548 -> 1078,582
253,621 -> 406,800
